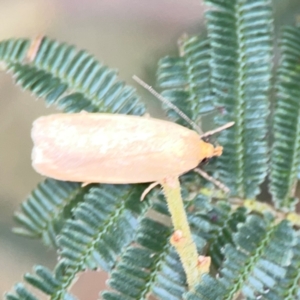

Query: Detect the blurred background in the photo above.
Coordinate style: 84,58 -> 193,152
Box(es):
0,0 -> 300,299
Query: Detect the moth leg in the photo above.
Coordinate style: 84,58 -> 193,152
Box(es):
81,182 -> 93,187
141,181 -> 160,201
194,168 -> 230,194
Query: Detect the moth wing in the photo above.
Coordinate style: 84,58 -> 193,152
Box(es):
32,113 -> 203,183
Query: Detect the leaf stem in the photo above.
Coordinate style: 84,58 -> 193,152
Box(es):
161,176 -> 203,289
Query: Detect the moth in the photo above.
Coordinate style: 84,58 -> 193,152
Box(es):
31,113 -> 223,184
31,76 -> 233,193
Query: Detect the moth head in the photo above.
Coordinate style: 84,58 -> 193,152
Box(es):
199,140 -> 223,161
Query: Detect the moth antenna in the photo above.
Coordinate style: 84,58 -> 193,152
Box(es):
200,121 -> 234,139
194,168 -> 230,194
133,75 -> 203,134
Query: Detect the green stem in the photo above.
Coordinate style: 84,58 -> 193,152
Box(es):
161,176 -> 201,289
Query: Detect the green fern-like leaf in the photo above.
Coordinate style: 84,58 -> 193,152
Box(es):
184,274 -> 226,300
221,218 -> 294,299
102,217 -> 186,300
102,192 -> 248,300
59,185 -> 147,271
1,37 -> 145,114
156,37 -> 214,127
102,193 -> 195,300
5,262 -> 78,300
0,38 -> 30,63
5,283 -> 39,300
205,0 -> 274,198
185,216 -> 295,300
35,184 -> 147,299
266,234 -> 300,300
153,187 -> 249,272
189,198 -> 247,269
270,26 -> 300,211
13,179 -> 86,247
25,262 -> 79,300
7,185 -> 148,300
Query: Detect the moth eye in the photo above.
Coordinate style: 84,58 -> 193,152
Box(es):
198,157 -> 210,167
202,136 -> 210,143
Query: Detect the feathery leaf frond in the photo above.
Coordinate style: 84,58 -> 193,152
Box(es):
59,185 -> 148,271
102,192 -> 248,300
184,274 -> 226,300
263,234 -> 300,300
0,38 -> 30,64
189,199 -> 247,269
0,37 -> 145,114
7,185 -> 148,300
156,37 -> 214,127
220,218 -> 294,299
185,216 -> 295,300
13,179 -> 86,247
206,0 -> 274,198
5,262 -> 78,300
102,216 -> 186,300
270,26 -> 300,211
48,185 -> 148,299
5,283 -> 39,300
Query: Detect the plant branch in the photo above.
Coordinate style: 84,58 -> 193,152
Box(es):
161,176 -> 208,289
